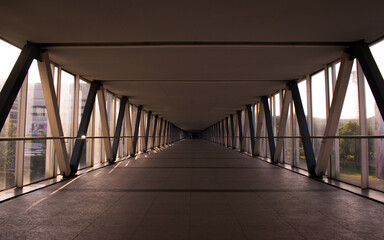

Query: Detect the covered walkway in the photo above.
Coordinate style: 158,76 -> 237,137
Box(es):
1,139 -> 383,239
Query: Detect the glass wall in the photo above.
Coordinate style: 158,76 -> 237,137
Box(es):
0,39 -> 21,190
311,70 -> 327,159
0,39 -> 184,192
338,61 -> 361,186
59,70 -> 74,156
78,79 -> 91,168
23,61 -> 51,185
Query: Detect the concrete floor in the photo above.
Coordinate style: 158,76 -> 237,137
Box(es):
0,139 -> 384,240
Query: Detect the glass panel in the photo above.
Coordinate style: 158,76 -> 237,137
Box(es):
0,40 -> 20,190
367,40 -> 384,191
24,61 -> 51,184
293,80 -> 308,170
338,61 -> 361,186
311,71 -> 327,159
78,80 -> 90,168
284,103 -> 293,165
59,70 -> 74,156
94,95 -> 102,165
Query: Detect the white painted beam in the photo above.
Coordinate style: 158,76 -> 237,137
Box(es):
274,89 -> 292,163
37,52 -> 71,176
315,53 -> 354,176
97,86 -> 113,162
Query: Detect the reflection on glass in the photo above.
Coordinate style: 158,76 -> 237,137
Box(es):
338,61 -> 361,186
0,39 -> 20,190
311,71 -> 327,159
60,70 -> 74,156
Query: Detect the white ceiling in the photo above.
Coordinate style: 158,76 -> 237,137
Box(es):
1,0 -> 384,131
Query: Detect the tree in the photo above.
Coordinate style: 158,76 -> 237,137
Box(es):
338,120 -> 360,174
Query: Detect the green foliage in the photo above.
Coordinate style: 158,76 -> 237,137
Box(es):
0,119 -> 17,189
338,120 -> 360,174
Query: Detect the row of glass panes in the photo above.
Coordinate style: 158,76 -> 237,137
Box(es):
243,40 -> 384,191
0,39 -> 154,191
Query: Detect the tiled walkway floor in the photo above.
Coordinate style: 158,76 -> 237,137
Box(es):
1,139 -> 384,239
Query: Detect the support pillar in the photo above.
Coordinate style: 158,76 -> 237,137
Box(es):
255,103 -> 264,156
274,89 -> 292,163
289,81 -> 316,175
247,105 -> 256,156
111,97 -> 127,162
315,53 -> 354,176
37,52 -> 71,176
237,111 -> 243,151
70,81 -> 100,173
144,111 -> 152,151
0,43 -> 40,131
262,96 -> 276,161
152,115 -> 158,148
349,41 -> 384,120
230,114 -> 235,148
132,105 -> 143,155
97,86 -> 113,162
158,117 -> 163,148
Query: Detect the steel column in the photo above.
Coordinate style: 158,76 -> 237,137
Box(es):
230,114 -> 235,148
124,101 -> 134,155
246,105 -> 256,156
97,86 -> 113,162
225,117 -> 230,147
289,81 -> 317,175
349,41 -> 384,120
144,111 -> 152,151
237,111 -> 243,151
315,53 -> 354,176
274,89 -> 292,163
111,97 -> 127,162
255,103 -> 264,156
70,81 -> 100,173
132,105 -> 143,155
261,96 -> 276,161
152,115 -> 158,148
0,43 -> 40,131
158,118 -> 163,148
37,52 -> 71,176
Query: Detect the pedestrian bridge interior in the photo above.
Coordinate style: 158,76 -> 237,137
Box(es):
1,1 -> 384,239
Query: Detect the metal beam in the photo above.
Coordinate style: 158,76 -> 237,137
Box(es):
111,97 -> 127,162
132,105 -> 143,155
0,43 -> 40,131
225,117 -> 230,147
144,111 -> 152,151
158,117 -> 163,148
42,41 -> 348,49
230,114 -> 235,148
247,105 -> 256,156
262,96 -> 276,161
255,103 -> 265,156
124,101 -> 134,155
274,89 -> 292,163
152,115 -> 158,148
70,80 -> 100,173
349,41 -> 384,121
289,81 -> 316,175
139,110 -> 146,151
237,111 -> 243,151
37,52 -> 71,176
97,86 -> 113,162
315,53 -> 354,176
